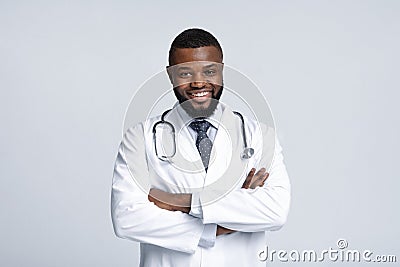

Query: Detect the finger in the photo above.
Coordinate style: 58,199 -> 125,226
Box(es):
242,168 -> 255,189
244,168 -> 256,188
148,194 -> 155,203
249,169 -> 268,189
254,172 -> 269,187
253,168 -> 267,180
258,172 -> 269,183
259,177 -> 267,187
148,194 -> 161,205
262,172 -> 269,183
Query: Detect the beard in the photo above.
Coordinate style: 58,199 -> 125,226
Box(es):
173,85 -> 224,119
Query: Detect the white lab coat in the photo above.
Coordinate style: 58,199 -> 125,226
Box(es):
111,103 -> 291,267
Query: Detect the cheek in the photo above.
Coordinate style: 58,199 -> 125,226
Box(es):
173,85 -> 191,99
174,85 -> 188,95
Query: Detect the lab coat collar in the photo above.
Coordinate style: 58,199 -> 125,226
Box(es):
173,101 -> 224,130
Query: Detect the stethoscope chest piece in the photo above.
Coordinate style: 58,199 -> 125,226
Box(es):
241,147 -> 254,159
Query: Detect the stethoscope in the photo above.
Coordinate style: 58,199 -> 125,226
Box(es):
152,109 -> 255,161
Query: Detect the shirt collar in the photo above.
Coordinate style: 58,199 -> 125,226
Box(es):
174,101 -> 224,130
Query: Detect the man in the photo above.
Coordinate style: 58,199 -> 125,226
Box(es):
111,28 -> 290,266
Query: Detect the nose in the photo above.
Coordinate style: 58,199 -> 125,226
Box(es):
190,81 -> 206,88
190,72 -> 206,88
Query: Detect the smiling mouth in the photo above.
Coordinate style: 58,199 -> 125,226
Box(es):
188,91 -> 212,102
191,91 -> 209,97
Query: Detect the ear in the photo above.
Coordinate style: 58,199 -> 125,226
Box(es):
166,66 -> 174,85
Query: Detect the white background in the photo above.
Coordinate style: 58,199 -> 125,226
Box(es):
0,1 -> 399,266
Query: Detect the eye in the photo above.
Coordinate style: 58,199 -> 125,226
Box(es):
204,69 -> 216,76
178,72 -> 192,78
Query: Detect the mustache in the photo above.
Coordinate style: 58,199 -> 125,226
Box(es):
173,85 -> 224,118
173,84 -> 223,102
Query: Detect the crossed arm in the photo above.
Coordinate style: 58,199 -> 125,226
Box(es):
112,123 -> 290,253
148,168 -> 269,236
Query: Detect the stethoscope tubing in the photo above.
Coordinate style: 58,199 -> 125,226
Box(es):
152,109 -> 254,160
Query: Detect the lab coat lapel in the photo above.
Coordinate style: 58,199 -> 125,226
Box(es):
159,104 -> 244,189
164,107 -> 206,176
206,106 -> 242,186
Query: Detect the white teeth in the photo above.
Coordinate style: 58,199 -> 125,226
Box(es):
192,92 -> 208,97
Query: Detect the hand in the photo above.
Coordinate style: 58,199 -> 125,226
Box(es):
215,168 -> 269,237
216,225 -> 236,236
148,189 -> 175,211
148,188 -> 191,213
241,168 -> 269,189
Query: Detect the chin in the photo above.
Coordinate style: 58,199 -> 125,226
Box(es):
180,98 -> 219,119
191,100 -> 212,110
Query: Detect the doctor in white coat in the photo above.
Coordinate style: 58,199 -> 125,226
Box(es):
111,28 -> 291,267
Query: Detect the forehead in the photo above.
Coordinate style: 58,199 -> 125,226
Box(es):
170,46 -> 222,65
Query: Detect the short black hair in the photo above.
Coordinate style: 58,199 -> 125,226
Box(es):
168,28 -> 223,65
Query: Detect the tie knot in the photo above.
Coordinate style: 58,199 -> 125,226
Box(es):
189,120 -> 211,133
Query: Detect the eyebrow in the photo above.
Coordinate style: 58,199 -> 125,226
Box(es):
176,66 -> 192,71
175,63 -> 218,71
202,63 -> 217,69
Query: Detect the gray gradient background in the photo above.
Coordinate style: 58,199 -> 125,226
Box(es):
0,1 -> 399,266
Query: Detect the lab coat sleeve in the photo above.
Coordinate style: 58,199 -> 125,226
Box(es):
190,193 -> 217,248
198,224 -> 217,247
111,124 -> 205,254
200,125 -> 291,232
189,192 -> 203,218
